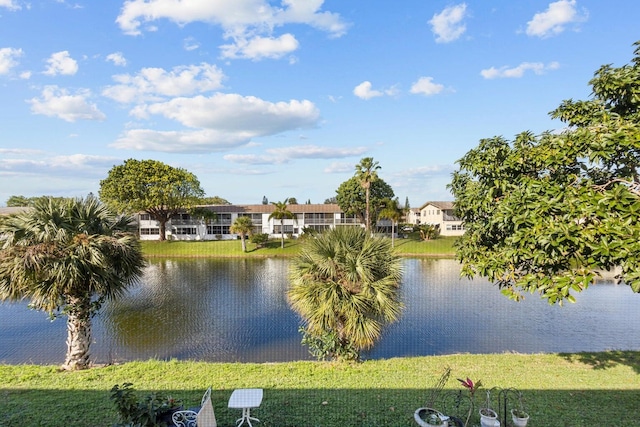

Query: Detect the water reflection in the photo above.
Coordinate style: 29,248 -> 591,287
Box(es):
1,258 -> 639,365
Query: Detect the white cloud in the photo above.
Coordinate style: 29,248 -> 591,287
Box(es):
324,161 -> 353,173
224,145 -> 367,165
526,0 -> 587,38
116,0 -> 348,60
410,77 -> 444,96
429,3 -> 468,43
28,86 -> 106,122
0,47 -> 22,74
353,81 -> 382,100
112,93 -> 320,153
0,0 -> 21,11
183,37 -> 200,51
43,51 -> 78,76
111,128 -> 252,153
106,52 -> 127,66
268,144 -> 367,159
102,63 -> 225,103
220,33 -> 299,60
481,61 -> 560,79
0,153 -> 118,177
223,154 -> 280,165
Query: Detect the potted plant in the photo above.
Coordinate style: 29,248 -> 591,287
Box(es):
478,390 -> 499,427
511,408 -> 529,427
414,407 -> 449,427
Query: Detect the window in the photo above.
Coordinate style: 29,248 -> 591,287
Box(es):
140,228 -> 160,235
207,225 -> 230,235
139,213 -> 151,221
174,227 -> 197,235
274,225 -> 294,233
446,224 -> 464,231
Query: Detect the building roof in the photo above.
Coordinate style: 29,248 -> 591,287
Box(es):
419,201 -> 455,210
196,203 -> 344,214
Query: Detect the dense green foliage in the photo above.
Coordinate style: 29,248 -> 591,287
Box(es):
450,41 -> 640,304
335,175 -> 395,226
99,159 -> 205,241
288,227 -> 403,360
1,352 -> 639,426
0,197 -> 145,370
110,382 -> 182,427
5,195 -> 69,207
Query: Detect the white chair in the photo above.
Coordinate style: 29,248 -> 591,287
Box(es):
172,387 -> 217,427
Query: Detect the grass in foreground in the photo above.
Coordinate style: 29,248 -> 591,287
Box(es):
1,351 -> 639,426
141,235 -> 458,258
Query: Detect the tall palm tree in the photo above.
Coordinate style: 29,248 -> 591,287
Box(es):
288,226 -> 403,360
230,216 -> 253,252
269,199 -> 296,249
379,198 -> 403,247
355,157 -> 381,232
0,196 -> 145,370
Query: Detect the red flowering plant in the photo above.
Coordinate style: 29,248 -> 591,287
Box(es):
457,377 -> 482,426
457,377 -> 482,399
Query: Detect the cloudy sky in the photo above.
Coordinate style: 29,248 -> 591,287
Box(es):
0,0 -> 638,206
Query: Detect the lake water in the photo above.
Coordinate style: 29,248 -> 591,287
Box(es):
1,258 -> 639,365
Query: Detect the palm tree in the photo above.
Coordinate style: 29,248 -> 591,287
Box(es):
0,196 -> 145,370
378,198 -> 403,247
288,226 -> 403,360
355,157 -> 381,232
230,216 -> 253,252
269,199 -> 296,249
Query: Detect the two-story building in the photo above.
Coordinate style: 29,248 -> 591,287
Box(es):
136,203 -> 361,241
406,201 -> 465,237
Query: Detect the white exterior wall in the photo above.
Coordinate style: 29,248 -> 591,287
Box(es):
419,203 -> 465,237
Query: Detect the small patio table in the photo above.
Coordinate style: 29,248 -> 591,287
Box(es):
228,388 -> 263,427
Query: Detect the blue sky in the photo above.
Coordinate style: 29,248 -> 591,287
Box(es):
0,1 -> 638,207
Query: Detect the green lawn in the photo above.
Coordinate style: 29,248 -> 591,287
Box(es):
1,352 -> 639,426
141,234 -> 458,258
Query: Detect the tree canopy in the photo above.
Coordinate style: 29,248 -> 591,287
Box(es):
0,197 -> 145,369
99,159 -> 205,241
288,226 -> 403,361
449,41 -> 640,305
336,176 -> 395,226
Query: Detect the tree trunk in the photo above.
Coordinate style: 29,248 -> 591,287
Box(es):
364,184 -> 371,232
280,219 -> 285,248
391,221 -> 395,248
62,296 -> 92,370
241,234 -> 247,252
158,218 -> 167,241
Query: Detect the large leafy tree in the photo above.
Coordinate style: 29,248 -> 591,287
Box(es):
99,159 -> 205,241
288,226 -> 403,361
336,176 -> 395,227
269,199 -> 296,248
449,41 -> 640,305
0,197 -> 145,370
230,216 -> 253,253
355,157 -> 381,232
